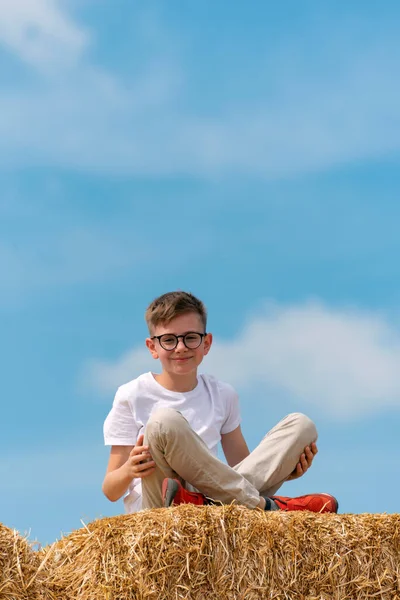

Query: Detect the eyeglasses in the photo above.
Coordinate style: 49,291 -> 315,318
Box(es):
151,332 -> 207,351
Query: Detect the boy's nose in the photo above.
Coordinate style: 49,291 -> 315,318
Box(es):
175,338 -> 187,351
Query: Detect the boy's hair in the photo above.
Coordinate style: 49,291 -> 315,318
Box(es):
145,291 -> 207,334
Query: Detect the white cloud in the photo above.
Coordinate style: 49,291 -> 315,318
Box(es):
0,0 -> 89,70
84,302 -> 400,420
0,6 -> 399,177
1,52 -> 400,177
85,346 -> 155,395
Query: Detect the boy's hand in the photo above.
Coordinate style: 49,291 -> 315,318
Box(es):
124,434 -> 156,479
287,442 -> 318,481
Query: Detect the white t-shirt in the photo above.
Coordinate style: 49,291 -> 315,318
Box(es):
103,371 -> 241,513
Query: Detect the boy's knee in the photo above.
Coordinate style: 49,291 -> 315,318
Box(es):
146,407 -> 185,437
288,412 -> 318,445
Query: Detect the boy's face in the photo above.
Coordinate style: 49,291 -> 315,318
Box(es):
146,312 -> 212,377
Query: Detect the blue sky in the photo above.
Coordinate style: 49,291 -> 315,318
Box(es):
2,0 -> 400,545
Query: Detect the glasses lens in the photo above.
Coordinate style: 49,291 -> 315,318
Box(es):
159,335 -> 177,350
184,333 -> 202,348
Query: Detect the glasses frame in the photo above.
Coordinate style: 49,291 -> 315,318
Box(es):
151,331 -> 207,351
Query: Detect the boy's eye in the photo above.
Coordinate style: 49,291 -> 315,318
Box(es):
161,336 -> 176,344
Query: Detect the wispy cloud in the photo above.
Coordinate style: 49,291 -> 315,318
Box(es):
0,0 -> 89,71
84,346 -> 155,395
84,301 -> 400,420
0,5 -> 399,177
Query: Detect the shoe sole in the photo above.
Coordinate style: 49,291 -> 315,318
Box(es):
162,478 -> 179,508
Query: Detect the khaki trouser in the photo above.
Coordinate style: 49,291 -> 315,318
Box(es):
142,407 -> 317,510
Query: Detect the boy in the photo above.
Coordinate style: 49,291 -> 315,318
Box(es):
103,291 -> 338,513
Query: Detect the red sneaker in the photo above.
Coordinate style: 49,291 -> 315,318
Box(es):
162,478 -> 207,507
270,493 -> 338,513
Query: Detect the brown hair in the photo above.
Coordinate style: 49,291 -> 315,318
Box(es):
145,291 -> 207,334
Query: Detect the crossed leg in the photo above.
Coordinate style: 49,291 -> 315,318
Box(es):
141,407 -> 317,510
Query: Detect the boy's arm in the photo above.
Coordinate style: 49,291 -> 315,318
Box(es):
102,435 -> 155,501
102,445 -> 134,502
221,425 -> 250,467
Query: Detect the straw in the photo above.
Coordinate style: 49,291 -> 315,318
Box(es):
40,505 -> 400,600
0,522 -> 54,600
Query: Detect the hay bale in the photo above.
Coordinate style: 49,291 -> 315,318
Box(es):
0,522 -> 52,600
42,505 -> 400,600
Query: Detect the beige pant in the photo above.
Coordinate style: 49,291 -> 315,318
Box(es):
142,407 -> 317,510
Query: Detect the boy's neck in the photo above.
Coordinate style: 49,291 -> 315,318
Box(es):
154,370 -> 198,393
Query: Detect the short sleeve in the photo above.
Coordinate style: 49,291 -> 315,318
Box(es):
103,387 -> 139,446
220,385 -> 241,434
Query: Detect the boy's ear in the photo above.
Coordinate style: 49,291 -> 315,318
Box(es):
203,332 -> 213,356
146,337 -> 159,359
